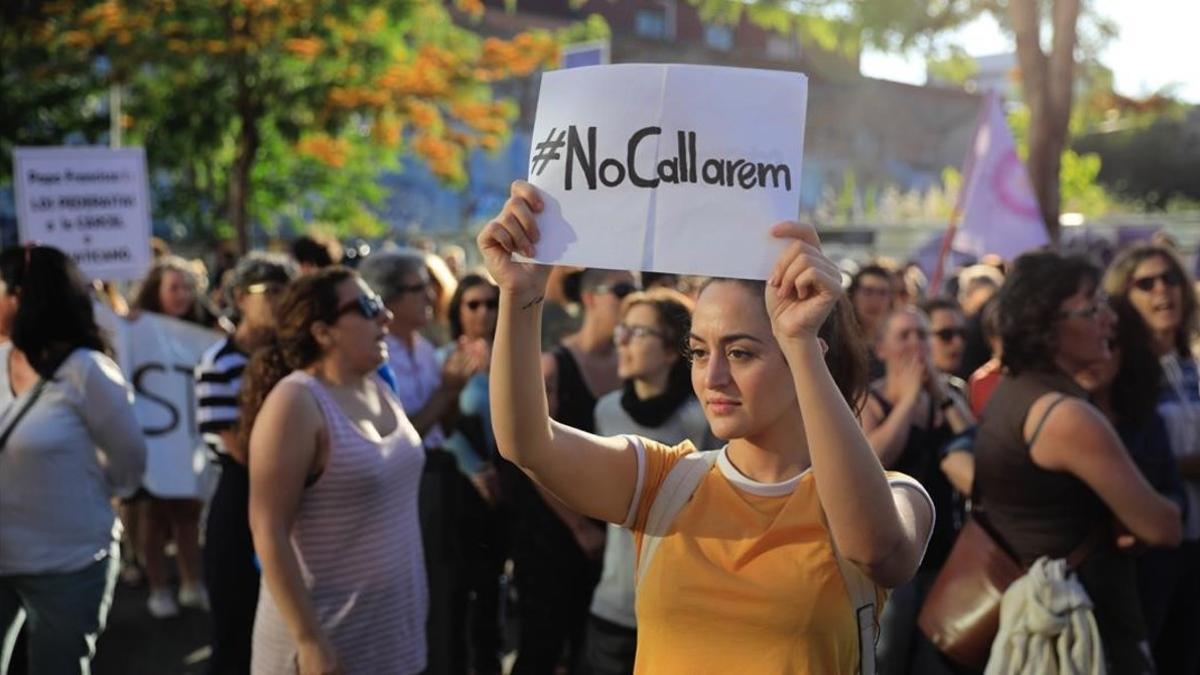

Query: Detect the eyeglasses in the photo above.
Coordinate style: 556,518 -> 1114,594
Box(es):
334,293 -> 386,320
464,298 -> 499,311
245,282 -> 285,297
614,324 -> 663,344
1131,270 -> 1183,292
594,282 -> 639,300
1058,295 -> 1110,321
932,328 -> 967,343
855,286 -> 892,299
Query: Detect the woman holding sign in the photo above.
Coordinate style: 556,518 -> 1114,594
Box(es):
477,181 -> 934,674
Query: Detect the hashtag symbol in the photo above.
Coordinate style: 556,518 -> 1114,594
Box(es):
530,127 -> 567,176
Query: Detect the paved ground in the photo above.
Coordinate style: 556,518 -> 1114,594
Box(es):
93,581 -> 211,675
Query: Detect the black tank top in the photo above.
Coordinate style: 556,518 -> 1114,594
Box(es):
552,345 -> 599,433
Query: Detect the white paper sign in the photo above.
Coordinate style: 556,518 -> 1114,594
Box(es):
13,146 -> 153,281
96,304 -> 223,498
523,64 -> 807,280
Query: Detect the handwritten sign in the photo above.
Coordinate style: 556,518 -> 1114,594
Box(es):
521,64 -> 807,280
14,146 -> 153,281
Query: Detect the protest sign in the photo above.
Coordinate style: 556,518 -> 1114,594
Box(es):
96,304 -> 223,498
521,64 -> 807,280
14,146 -> 153,281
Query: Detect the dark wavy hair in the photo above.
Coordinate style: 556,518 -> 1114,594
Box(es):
448,273 -> 498,341
1109,299 -> 1163,425
697,279 -> 868,413
1103,243 -> 1198,357
998,250 -> 1100,376
0,246 -> 111,378
237,266 -> 355,456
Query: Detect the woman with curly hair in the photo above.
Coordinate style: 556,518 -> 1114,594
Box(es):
1103,243 -> 1200,673
972,250 -> 1181,673
242,267 -> 428,674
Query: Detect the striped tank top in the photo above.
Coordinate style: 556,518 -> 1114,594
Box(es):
251,371 -> 428,674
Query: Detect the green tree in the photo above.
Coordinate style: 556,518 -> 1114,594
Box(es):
2,0 -> 559,250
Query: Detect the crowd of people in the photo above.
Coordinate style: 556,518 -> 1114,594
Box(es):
0,190 -> 1198,674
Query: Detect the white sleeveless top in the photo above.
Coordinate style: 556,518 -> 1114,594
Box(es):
251,371 -> 428,674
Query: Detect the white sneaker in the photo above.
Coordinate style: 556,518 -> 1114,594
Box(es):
178,583 -> 210,611
147,588 -> 180,619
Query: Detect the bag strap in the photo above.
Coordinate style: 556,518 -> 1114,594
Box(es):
635,449 -> 721,588
0,378 -> 48,454
826,516 -> 880,675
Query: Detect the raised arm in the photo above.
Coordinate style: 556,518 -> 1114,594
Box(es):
479,180 -> 637,525
1030,395 -> 1182,547
767,222 -> 932,588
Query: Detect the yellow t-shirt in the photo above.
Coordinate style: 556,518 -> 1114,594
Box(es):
626,436 -> 932,675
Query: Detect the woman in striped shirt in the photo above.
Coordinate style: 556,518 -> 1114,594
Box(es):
242,267 -> 428,674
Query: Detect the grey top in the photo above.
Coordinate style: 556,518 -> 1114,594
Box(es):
0,343 -> 146,575
590,391 -> 712,628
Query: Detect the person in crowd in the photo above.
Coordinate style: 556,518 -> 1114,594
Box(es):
540,267 -> 583,351
0,246 -> 147,673
860,307 -> 973,675
132,256 -> 217,618
973,250 -> 1181,673
848,264 -> 896,380
967,298 -> 1003,417
640,272 -> 680,293
358,248 -> 485,674
503,266 -> 636,674
423,252 -> 459,346
439,244 -> 468,280
243,267 -> 427,674
585,288 -> 711,675
1104,243 -> 1200,673
478,181 -> 934,673
290,235 -> 338,275
919,297 -> 969,381
195,252 -> 296,675
435,274 -> 507,674
954,264 -> 1004,379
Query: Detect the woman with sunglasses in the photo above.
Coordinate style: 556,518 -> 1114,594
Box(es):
195,252 -> 296,674
0,246 -> 146,674
478,181 -> 936,674
242,267 -> 427,675
860,306 -> 973,675
972,250 -> 1180,673
585,288 -> 713,675
1103,243 -> 1200,673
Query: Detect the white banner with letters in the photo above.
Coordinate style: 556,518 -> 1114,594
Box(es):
14,146 -> 153,281
522,64 -> 807,280
97,305 -> 223,498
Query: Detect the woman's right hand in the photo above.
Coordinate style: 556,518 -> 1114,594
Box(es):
297,635 -> 341,675
476,180 -> 551,298
896,353 -> 926,404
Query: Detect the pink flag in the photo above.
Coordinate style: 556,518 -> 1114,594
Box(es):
952,93 -> 1048,259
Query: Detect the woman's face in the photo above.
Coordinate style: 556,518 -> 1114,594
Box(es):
386,271 -> 433,335
1075,347 -> 1120,395
688,282 -> 796,441
616,303 -> 676,383
459,283 -> 499,341
326,277 -> 393,373
1054,282 -> 1115,372
158,269 -> 195,318
1126,255 -> 1184,338
877,310 -> 930,368
586,271 -> 637,340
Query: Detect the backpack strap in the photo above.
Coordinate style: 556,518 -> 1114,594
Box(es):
635,448 -> 721,589
827,528 -> 880,675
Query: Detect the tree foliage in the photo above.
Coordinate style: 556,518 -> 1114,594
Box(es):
2,0 -> 559,248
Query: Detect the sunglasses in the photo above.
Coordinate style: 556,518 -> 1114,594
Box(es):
465,298 -> 499,311
334,293 -> 386,321
594,281 -> 639,300
932,328 -> 967,343
614,323 -> 663,344
1131,270 -> 1183,292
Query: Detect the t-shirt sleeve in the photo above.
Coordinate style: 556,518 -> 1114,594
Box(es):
620,435 -> 696,532
884,470 -> 937,563
80,352 -> 148,497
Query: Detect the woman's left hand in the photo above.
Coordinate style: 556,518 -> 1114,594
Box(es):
765,222 -> 843,341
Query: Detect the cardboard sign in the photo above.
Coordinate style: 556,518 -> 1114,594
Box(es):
521,64 -> 807,280
13,146 -> 153,281
96,304 -> 223,498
